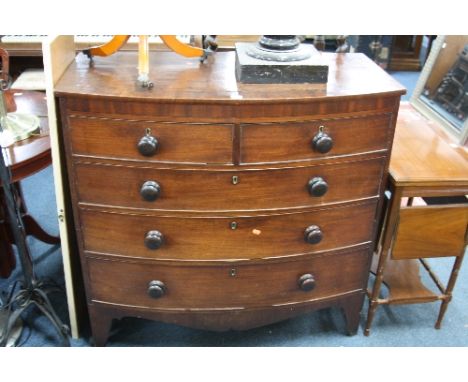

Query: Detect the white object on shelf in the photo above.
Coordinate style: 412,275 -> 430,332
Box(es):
11,69 -> 46,91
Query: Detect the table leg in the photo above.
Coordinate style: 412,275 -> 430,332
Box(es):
14,181 -> 60,244
364,185 -> 403,336
22,214 -> 60,244
435,254 -> 465,329
0,181 -> 60,279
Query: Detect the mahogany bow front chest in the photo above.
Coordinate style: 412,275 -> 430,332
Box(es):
54,51 -> 405,345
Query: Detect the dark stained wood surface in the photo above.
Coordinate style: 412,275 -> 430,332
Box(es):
55,51 -> 406,102
87,290 -> 365,341
240,113 -> 392,163
55,51 -> 403,344
67,116 -> 234,164
73,156 -> 384,211
62,95 -> 400,123
80,201 -> 376,261
2,91 -> 51,182
87,247 -> 369,310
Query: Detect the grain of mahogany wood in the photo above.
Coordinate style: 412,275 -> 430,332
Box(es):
87,248 -> 369,309
55,51 -> 404,345
240,113 -> 392,163
67,116 -> 235,164
392,205 -> 468,260
55,51 -> 406,102
390,102 -> 468,187
73,156 -> 385,211
79,201 -> 376,261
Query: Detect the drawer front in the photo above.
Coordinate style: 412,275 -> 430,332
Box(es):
74,156 -> 384,211
67,116 -> 234,164
80,201 -> 377,260
392,205 -> 468,260
241,114 -> 392,163
87,248 -> 369,309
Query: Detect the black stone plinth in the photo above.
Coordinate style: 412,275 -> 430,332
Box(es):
235,42 -> 329,84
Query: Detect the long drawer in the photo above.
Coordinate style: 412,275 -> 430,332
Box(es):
66,116 -> 234,164
80,201 -> 377,261
87,247 -> 370,310
241,113 -> 392,163
74,156 -> 385,211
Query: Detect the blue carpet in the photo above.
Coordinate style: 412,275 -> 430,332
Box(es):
1,72 -> 467,347
388,71 -> 420,101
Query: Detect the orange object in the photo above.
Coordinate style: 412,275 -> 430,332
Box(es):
159,35 -> 205,58
83,35 -> 131,58
82,35 -> 206,59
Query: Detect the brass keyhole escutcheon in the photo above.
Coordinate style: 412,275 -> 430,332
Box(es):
232,175 -> 239,185
229,268 -> 237,277
145,127 -> 152,136
230,221 -> 238,230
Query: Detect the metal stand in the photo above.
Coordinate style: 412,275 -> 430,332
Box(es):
0,84 -> 70,346
0,306 -> 22,346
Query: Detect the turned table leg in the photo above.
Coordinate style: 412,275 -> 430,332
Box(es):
435,255 -> 465,329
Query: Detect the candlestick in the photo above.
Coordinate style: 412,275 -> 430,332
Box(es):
137,35 -> 152,88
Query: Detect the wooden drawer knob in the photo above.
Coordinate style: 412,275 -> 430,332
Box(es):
298,273 -> 316,291
308,177 -> 328,197
311,131 -> 333,154
144,230 -> 164,250
137,134 -> 159,156
140,180 -> 161,201
147,280 -> 166,298
304,225 -> 323,244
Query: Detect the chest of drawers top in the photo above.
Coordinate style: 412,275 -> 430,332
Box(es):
54,50 -> 405,344
55,51 -> 405,120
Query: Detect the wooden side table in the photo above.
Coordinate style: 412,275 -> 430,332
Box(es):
0,90 -> 60,278
364,102 -> 468,335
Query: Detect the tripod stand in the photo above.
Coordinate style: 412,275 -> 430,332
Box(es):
0,82 -> 70,346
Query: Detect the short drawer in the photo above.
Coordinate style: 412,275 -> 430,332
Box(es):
241,113 -> 392,163
66,116 -> 234,164
80,201 -> 377,260
87,248 -> 369,309
74,156 -> 385,211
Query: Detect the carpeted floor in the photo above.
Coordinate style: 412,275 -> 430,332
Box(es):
1,71 -> 467,347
